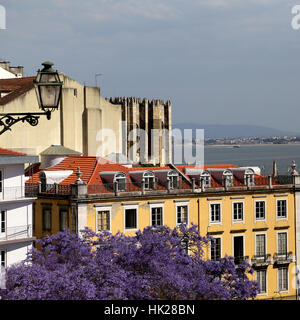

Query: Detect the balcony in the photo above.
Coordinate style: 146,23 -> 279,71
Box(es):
273,252 -> 293,265
234,256 -> 249,265
251,254 -> 272,267
0,225 -> 33,243
0,186 -> 28,201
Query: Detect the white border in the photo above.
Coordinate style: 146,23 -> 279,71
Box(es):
276,198 -> 288,221
96,206 -> 112,233
232,234 -> 245,261
276,230 -> 288,254
232,201 -> 244,224
149,203 -> 164,227
123,204 -> 139,232
256,269 -> 268,296
175,201 -> 189,226
254,232 -> 267,256
277,266 -> 289,293
254,200 -> 266,223
209,235 -> 222,260
209,202 -> 222,225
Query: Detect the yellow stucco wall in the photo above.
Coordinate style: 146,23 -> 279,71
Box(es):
33,189 -> 297,300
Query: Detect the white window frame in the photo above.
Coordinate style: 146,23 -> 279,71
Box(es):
255,233 -> 267,257
276,199 -> 288,221
232,234 -> 245,264
210,236 -> 222,261
256,269 -> 267,295
167,171 -> 179,189
0,210 -> 6,237
278,267 -> 289,293
209,202 -> 222,225
96,206 -> 112,233
149,203 -> 164,227
114,173 -> 126,192
175,201 -> 189,226
0,249 -> 6,268
276,231 -> 288,255
254,200 -> 266,223
232,201 -> 244,223
0,168 -> 4,199
123,204 -> 139,232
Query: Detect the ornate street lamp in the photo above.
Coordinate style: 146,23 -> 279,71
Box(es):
0,61 -> 63,134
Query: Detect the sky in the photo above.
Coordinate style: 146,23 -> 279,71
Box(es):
1,0 -> 300,132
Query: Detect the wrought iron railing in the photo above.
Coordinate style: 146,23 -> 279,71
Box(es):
273,252 -> 293,264
234,255 -> 249,265
251,254 -> 271,265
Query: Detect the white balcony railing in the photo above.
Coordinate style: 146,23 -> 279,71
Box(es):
0,225 -> 32,242
0,186 -> 26,201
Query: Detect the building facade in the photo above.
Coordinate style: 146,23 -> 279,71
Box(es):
0,64 -> 172,166
25,156 -> 298,300
0,148 -> 38,268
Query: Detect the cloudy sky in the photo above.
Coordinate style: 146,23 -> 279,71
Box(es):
1,0 -> 300,132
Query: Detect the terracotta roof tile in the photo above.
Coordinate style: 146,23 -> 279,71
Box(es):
0,77 -> 36,106
0,147 -> 26,156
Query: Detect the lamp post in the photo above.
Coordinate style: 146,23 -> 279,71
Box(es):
0,61 -> 63,135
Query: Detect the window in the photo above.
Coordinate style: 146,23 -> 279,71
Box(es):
278,232 -> 287,255
201,173 -> 211,188
223,170 -> 233,187
256,270 -> 267,294
71,208 -> 77,234
233,202 -> 243,222
278,267 -> 288,292
143,172 -> 155,190
0,250 -> 5,267
59,210 -> 69,232
0,169 -> 3,195
115,173 -> 126,191
97,210 -> 111,232
210,203 -> 221,223
151,207 -> 163,226
125,208 -> 137,230
0,210 -> 5,234
168,171 -> 179,189
233,236 -> 244,265
255,201 -> 265,221
177,205 -> 188,225
211,237 -> 221,261
42,208 -> 52,232
256,234 -> 266,257
277,200 -> 287,219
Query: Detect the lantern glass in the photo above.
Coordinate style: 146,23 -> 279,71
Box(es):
34,61 -> 63,111
39,85 -> 61,108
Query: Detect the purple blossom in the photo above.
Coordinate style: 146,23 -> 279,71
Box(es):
0,225 -> 259,300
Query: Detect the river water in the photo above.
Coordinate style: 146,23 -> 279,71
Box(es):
173,144 -> 300,175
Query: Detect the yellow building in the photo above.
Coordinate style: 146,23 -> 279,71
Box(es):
26,156 -> 298,300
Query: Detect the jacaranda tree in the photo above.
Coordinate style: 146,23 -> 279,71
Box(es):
0,224 -> 259,300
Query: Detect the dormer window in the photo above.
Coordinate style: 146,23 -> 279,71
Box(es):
114,173 -> 126,191
223,170 -> 233,187
168,170 -> 179,189
244,169 -> 255,186
143,172 -> 155,190
201,171 -> 211,187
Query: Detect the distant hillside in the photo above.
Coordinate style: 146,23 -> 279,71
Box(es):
173,123 -> 299,139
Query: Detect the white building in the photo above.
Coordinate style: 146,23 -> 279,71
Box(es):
0,148 -> 38,268
0,66 -> 16,79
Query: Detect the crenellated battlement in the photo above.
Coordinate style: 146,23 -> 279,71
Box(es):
106,97 -> 171,108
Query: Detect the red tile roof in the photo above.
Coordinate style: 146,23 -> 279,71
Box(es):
26,155 -> 271,190
0,147 -> 26,156
0,77 -> 36,106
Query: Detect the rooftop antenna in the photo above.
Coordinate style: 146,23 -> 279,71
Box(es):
95,73 -> 102,87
